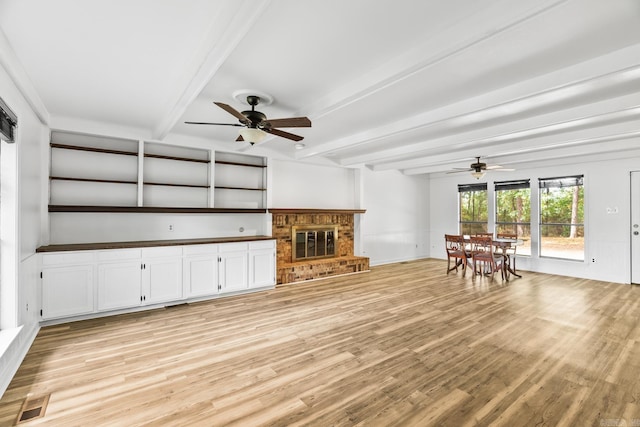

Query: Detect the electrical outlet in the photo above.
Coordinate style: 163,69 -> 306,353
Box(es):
168,224 -> 174,232
592,258 -> 596,263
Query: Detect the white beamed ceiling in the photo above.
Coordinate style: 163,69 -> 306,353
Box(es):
1,0 -> 639,175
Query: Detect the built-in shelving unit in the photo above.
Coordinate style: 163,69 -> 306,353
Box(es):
48,131 -> 268,213
49,132 -> 140,207
213,151 -> 267,209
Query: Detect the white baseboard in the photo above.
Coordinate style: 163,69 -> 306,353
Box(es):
0,322 -> 39,398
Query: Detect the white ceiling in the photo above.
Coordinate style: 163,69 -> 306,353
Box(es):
1,0 -> 639,176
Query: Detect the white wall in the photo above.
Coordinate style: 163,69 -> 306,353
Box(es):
49,212 -> 268,244
270,159 -> 356,208
271,159 -> 430,266
429,151 -> 640,283
361,168 -> 430,265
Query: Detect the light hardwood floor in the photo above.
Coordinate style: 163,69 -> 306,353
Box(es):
1,259 -> 640,426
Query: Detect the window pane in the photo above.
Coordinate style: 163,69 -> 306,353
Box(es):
460,189 -> 487,234
539,176 -> 584,260
495,187 -> 531,256
540,225 -> 584,260
496,224 -> 531,256
460,190 -> 487,222
461,223 -> 488,235
540,186 -> 584,223
496,189 -> 530,223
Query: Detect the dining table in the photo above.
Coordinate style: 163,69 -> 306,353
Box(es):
463,236 -> 523,279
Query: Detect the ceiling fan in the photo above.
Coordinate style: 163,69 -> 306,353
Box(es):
185,95 -> 311,145
447,156 -> 515,179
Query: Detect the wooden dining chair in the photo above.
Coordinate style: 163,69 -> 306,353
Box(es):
469,235 -> 506,281
496,232 -> 518,275
474,232 -> 494,237
445,234 -> 469,276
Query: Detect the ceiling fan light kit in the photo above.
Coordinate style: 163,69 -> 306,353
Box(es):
239,127 -> 267,145
185,94 -> 311,145
471,170 -> 485,180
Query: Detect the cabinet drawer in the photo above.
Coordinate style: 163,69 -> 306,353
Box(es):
97,249 -> 142,262
219,242 -> 248,253
142,246 -> 183,258
183,244 -> 218,256
249,240 -> 275,250
42,251 -> 96,266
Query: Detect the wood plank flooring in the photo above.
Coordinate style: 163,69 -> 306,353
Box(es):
1,259 -> 640,426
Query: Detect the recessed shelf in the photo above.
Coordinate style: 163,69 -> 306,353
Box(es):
50,143 -> 138,157
144,153 -> 210,164
144,182 -> 210,189
49,205 -> 267,214
215,160 -> 266,168
50,176 -> 138,185
214,186 -> 266,191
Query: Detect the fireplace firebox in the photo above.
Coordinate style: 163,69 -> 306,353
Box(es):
291,225 -> 338,261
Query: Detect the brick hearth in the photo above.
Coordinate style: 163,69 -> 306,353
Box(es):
270,209 -> 370,285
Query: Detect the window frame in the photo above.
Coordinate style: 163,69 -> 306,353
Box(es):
494,179 -> 531,255
538,175 -> 584,261
458,182 -> 488,235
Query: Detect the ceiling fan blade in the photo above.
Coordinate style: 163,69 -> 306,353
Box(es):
265,128 -> 304,141
446,169 -> 472,174
491,168 -> 516,172
486,165 -> 515,171
263,117 -> 311,128
184,121 -> 244,127
213,102 -> 250,124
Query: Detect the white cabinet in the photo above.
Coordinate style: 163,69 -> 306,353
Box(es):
97,249 -> 142,311
42,264 -> 95,320
142,247 -> 183,304
249,240 -> 276,288
39,239 -> 275,322
219,243 -> 249,293
98,261 -> 142,311
183,244 -> 218,297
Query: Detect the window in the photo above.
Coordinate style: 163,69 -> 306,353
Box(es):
0,96 -> 17,329
539,175 -> 584,260
458,183 -> 487,235
495,180 -> 531,256
0,97 -> 16,143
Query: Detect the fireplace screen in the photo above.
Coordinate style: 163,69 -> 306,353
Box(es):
292,225 -> 338,261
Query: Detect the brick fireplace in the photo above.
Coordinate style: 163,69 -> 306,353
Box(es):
270,208 -> 370,284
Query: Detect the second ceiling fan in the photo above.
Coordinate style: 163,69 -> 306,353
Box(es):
185,95 -> 311,145
448,156 -> 515,179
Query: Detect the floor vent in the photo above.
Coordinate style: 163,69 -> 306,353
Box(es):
165,302 -> 189,309
17,394 -> 50,424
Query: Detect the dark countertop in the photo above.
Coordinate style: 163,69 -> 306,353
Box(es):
36,235 -> 275,253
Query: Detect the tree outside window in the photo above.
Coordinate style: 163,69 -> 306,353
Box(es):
495,180 -> 531,256
539,176 -> 584,260
459,183 -> 487,235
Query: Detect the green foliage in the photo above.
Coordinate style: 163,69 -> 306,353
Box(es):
541,186 -> 584,223
541,186 -> 584,237
496,189 -> 531,223
460,190 -> 487,222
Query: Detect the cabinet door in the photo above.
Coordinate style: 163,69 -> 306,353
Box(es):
42,265 -> 95,319
249,248 -> 275,288
183,255 -> 218,297
219,251 -> 248,293
143,257 -> 183,304
97,261 -> 142,311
